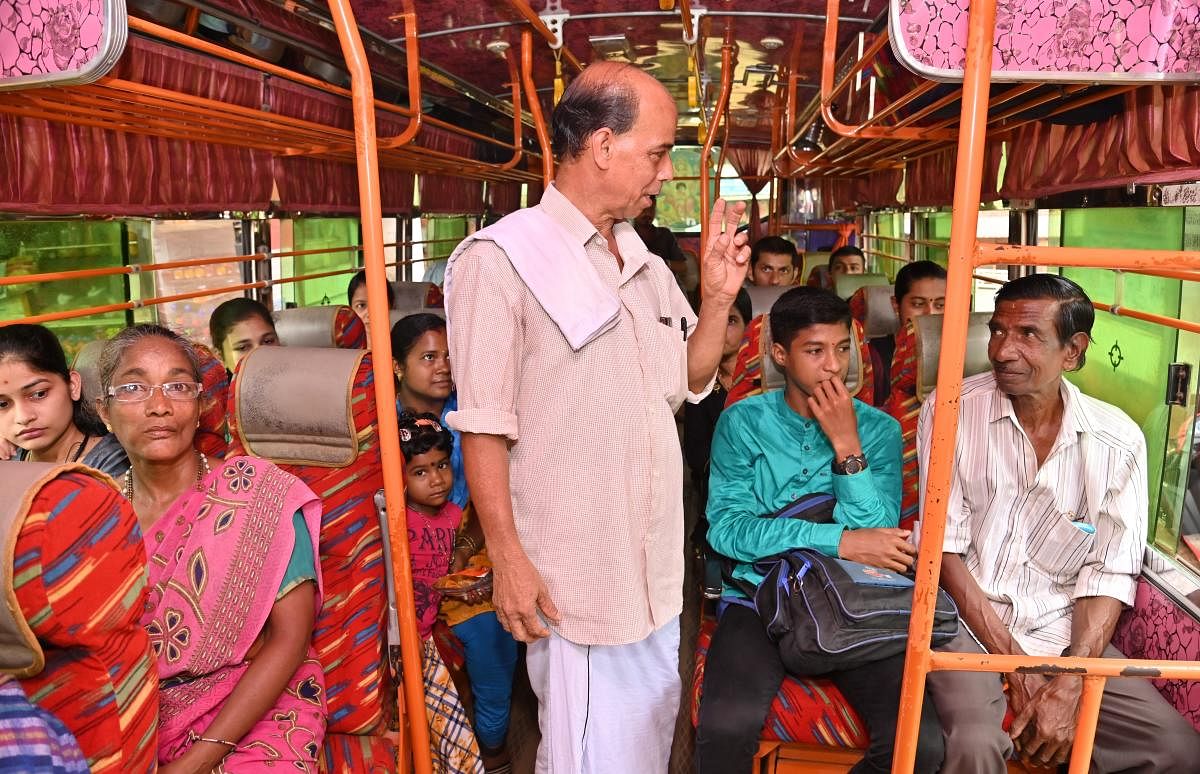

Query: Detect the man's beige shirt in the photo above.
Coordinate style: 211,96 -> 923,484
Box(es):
445,184 -> 707,646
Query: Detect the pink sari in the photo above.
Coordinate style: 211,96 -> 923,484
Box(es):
142,455 -> 326,771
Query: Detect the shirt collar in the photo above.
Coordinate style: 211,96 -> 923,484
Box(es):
988,372 -> 1094,440
538,183 -> 601,247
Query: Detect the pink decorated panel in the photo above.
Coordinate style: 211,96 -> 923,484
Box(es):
0,0 -> 126,90
891,0 -> 1200,82
1112,576 -> 1200,731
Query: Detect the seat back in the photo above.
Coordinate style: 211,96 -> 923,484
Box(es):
862,284 -> 899,339
71,340 -> 106,408
834,273 -> 890,300
0,461 -> 156,773
274,305 -> 367,349
744,285 -> 791,319
391,281 -> 443,315
726,314 -> 870,406
801,252 -> 831,284
914,312 -> 993,401
226,347 -> 391,758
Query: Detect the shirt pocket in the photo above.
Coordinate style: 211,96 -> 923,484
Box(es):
647,316 -> 688,411
1027,511 -> 1095,585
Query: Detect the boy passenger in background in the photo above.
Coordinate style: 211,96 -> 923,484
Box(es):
695,287 -> 943,774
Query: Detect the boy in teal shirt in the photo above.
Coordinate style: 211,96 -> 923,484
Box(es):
694,287 -> 943,774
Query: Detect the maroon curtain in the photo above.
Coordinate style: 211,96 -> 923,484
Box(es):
418,127 -> 484,214
1001,85 -> 1200,198
905,149 -> 955,208
488,182 -> 522,215
818,169 -> 902,214
268,78 -> 414,215
0,36 -> 273,215
725,144 -> 774,242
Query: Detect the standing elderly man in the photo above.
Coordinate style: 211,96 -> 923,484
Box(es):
443,61 -> 751,773
917,274 -> 1200,773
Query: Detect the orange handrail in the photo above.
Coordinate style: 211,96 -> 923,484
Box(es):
326,3 -> 431,774
893,0 -> 1200,771
699,23 -> 734,256
378,0 -> 422,150
521,30 -> 554,187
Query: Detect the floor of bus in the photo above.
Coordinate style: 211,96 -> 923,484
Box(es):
504,449 -> 703,774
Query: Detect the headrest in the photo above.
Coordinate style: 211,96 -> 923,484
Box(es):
273,306 -> 365,348
388,307 -> 446,333
0,462 -> 103,677
232,346 -> 366,466
834,273 -> 889,300
744,285 -> 791,319
760,314 -> 864,396
914,312 -> 993,402
862,284 -> 899,339
802,252 -> 831,284
71,340 -> 107,405
391,281 -> 442,310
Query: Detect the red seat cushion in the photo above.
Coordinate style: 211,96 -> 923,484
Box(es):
332,307 -> 368,349
15,469 -> 157,774
193,343 -> 230,460
692,618 -> 868,749
226,352 -> 388,737
882,321 -> 921,531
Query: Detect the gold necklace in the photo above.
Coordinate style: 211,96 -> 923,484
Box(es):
124,451 -> 210,502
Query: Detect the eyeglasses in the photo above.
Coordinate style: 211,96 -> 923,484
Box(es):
106,382 -> 203,403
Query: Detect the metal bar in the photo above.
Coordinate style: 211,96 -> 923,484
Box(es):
699,23 -> 734,258
410,9 -> 875,40
975,243 -> 1200,271
505,0 -> 585,72
928,650 -> 1200,679
1069,677 -> 1107,774
522,30 -> 555,187
325,2 -> 432,773
378,0 -> 422,149
679,0 -> 695,43
892,0 -> 998,770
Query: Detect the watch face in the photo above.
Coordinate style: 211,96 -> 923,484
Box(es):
843,458 -> 866,474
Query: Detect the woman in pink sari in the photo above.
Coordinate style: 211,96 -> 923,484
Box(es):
96,324 -> 326,773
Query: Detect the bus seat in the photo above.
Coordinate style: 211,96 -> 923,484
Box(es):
226,347 -> 393,768
834,273 -> 890,300
0,461 -> 157,773
883,322 -> 922,531
387,306 -> 445,335
914,312 -> 992,402
389,281 -> 445,326
801,251 -> 831,284
73,339 -> 229,460
274,305 -> 367,349
861,284 -> 899,340
725,314 -> 872,407
744,285 -> 790,319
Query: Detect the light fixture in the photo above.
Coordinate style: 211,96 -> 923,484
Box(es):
485,40 -> 510,56
761,35 -> 784,51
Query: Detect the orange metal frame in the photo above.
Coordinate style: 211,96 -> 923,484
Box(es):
699,23 -> 735,255
324,1 -> 432,772
892,0 -> 1200,772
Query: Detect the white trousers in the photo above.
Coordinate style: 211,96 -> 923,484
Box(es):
526,617 -> 681,774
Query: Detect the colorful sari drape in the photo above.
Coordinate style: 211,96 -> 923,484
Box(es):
142,455 -> 326,771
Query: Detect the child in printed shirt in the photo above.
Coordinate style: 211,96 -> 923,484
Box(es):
399,412 -> 484,774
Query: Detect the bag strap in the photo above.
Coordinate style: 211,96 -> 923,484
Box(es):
718,493 -> 838,597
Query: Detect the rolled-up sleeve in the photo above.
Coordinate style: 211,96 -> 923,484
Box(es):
445,242 -> 524,441
1073,436 -> 1147,606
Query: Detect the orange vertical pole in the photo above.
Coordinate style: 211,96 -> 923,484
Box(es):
1067,676 -> 1107,774
891,0 -> 996,771
325,1 -> 433,772
699,23 -> 734,262
521,30 -> 554,187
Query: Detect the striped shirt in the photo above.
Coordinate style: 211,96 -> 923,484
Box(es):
445,184 -> 706,646
917,371 -> 1147,656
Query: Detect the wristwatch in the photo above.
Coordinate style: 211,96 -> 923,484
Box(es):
832,453 -> 868,475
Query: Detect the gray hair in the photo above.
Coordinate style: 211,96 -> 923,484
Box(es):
99,324 -> 201,396
550,63 -> 640,161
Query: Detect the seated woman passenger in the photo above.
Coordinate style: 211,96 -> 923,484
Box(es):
397,411 -> 484,774
209,297 -> 280,374
0,324 -> 128,477
348,269 -> 396,338
96,324 -> 325,773
694,288 -> 943,774
392,315 -> 517,772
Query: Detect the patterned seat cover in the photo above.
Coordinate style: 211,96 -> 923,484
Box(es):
12,466 -> 157,773
691,618 -> 867,748
225,351 -> 392,771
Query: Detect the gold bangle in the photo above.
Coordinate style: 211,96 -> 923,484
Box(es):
196,735 -> 237,751
454,535 -> 479,555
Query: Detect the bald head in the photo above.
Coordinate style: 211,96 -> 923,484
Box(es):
551,61 -> 673,161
